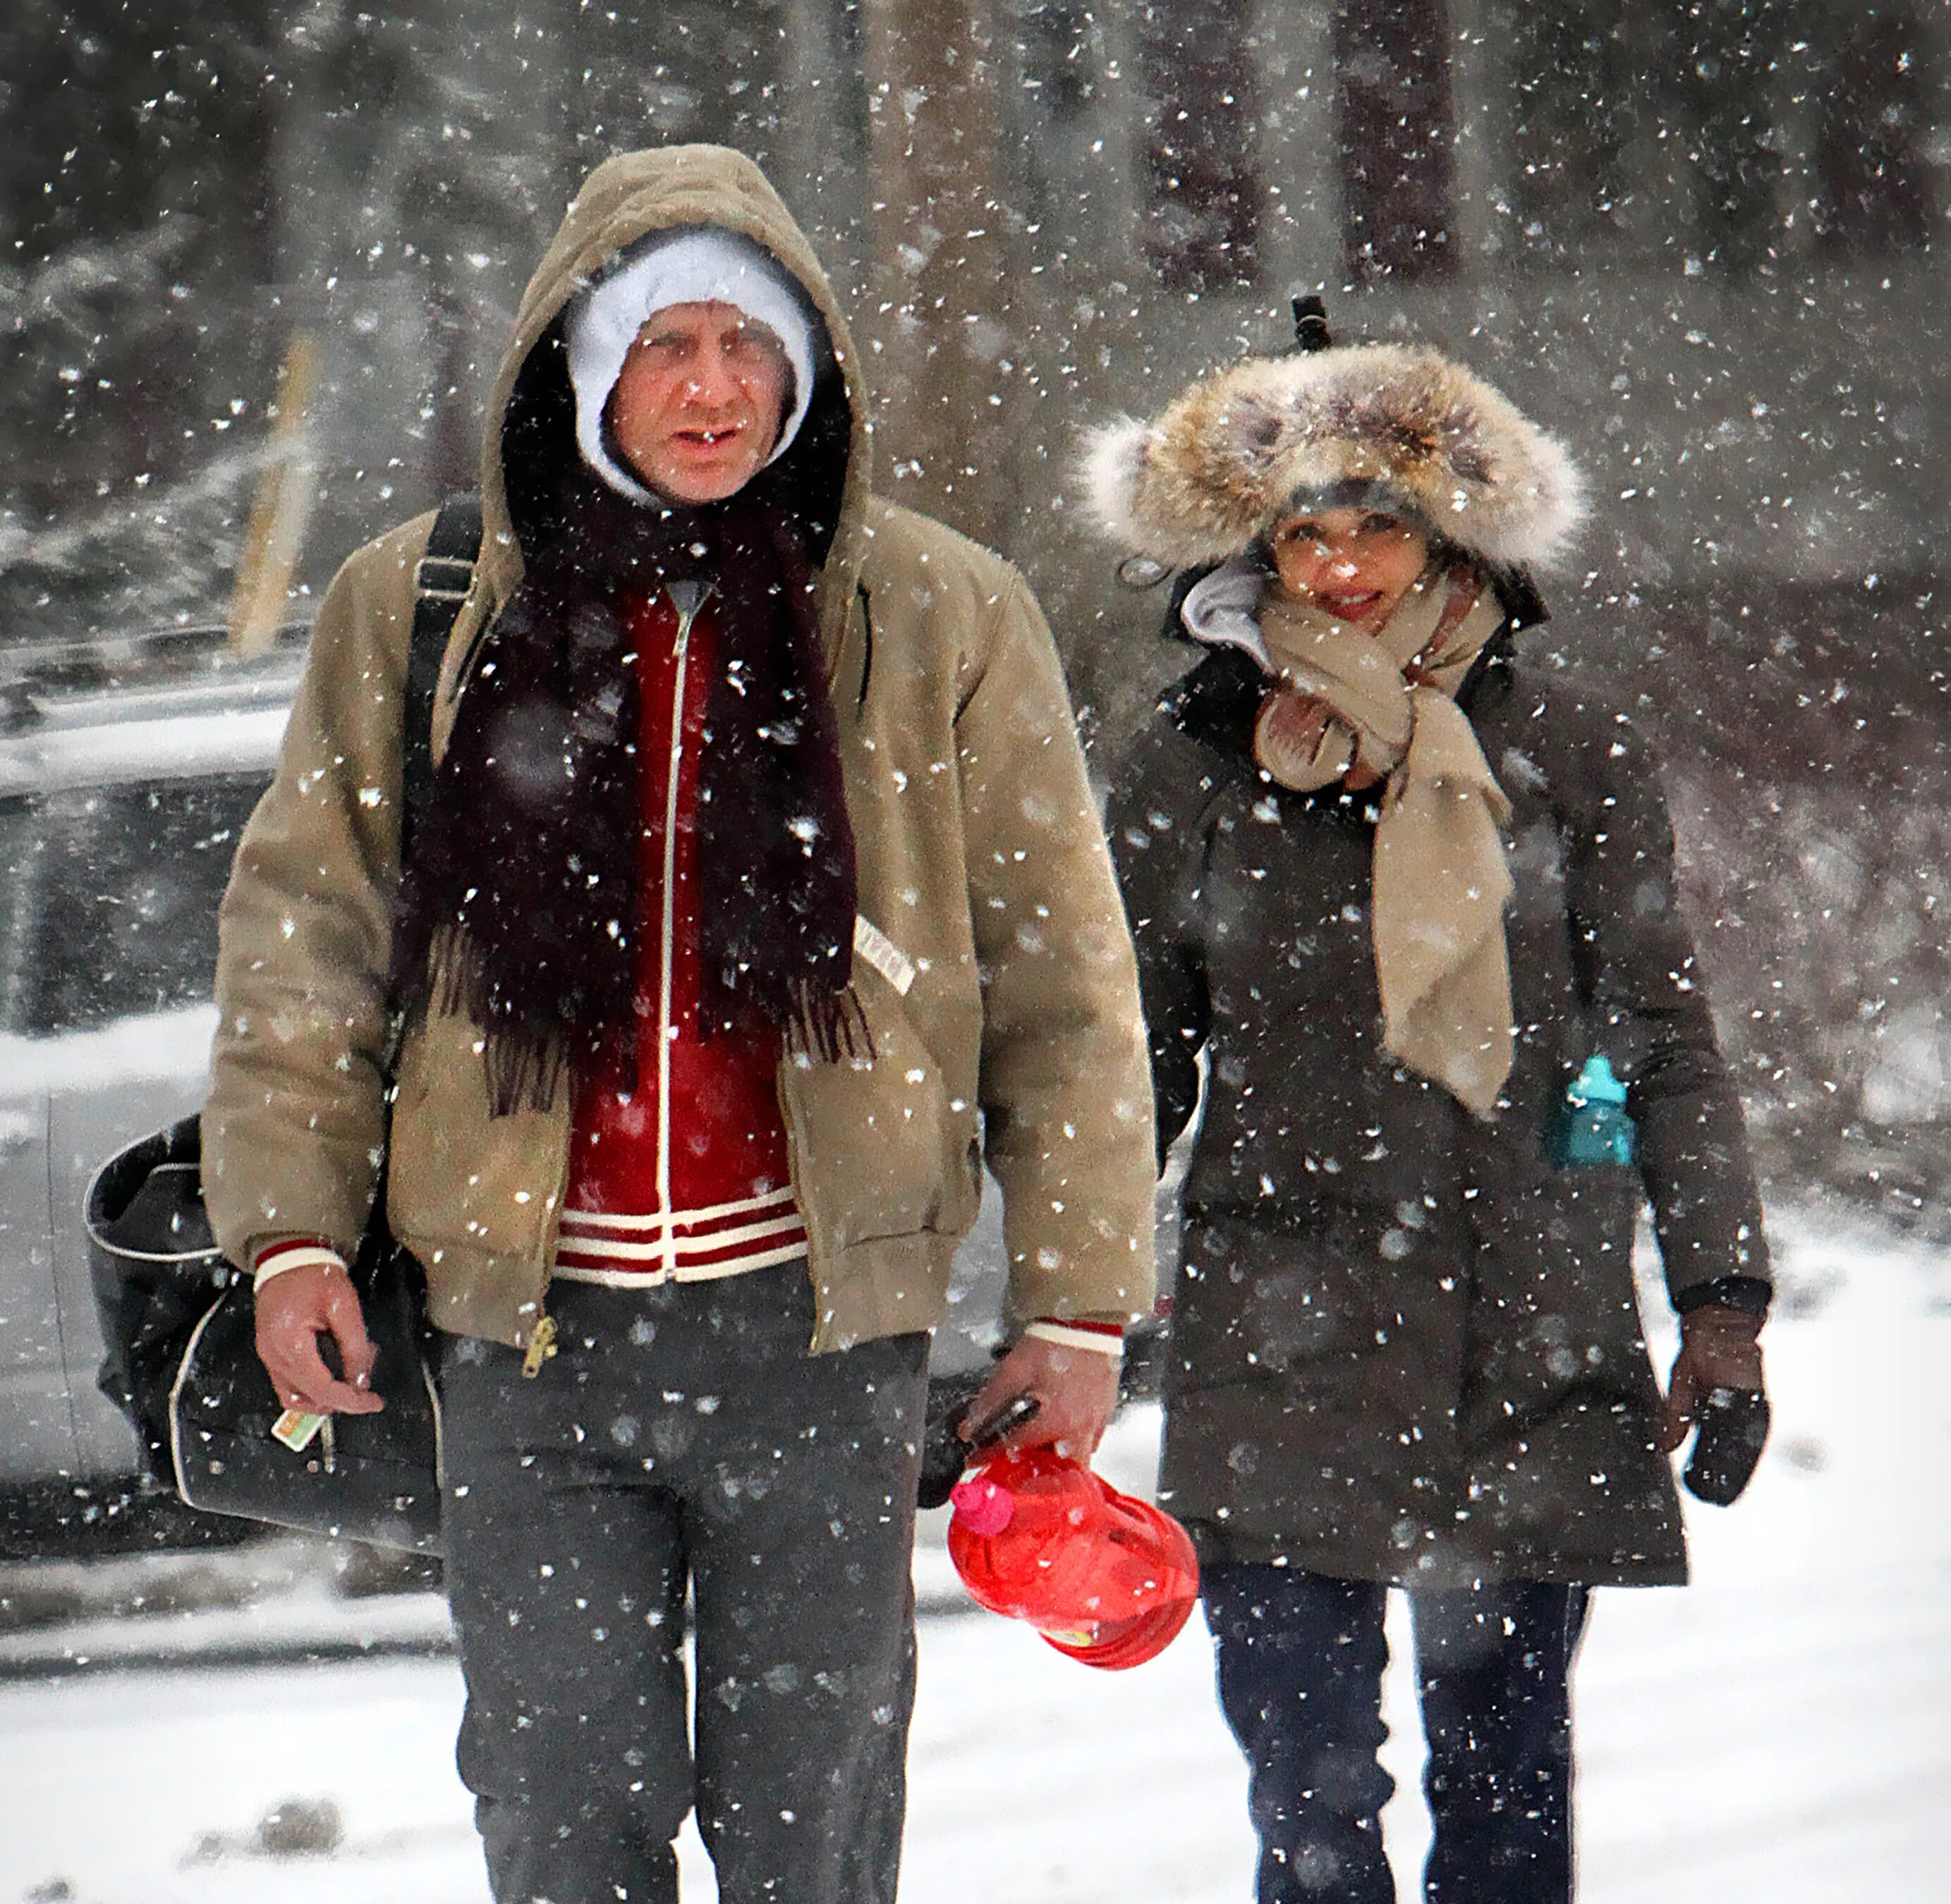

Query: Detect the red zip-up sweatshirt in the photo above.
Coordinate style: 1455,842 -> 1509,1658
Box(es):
554,584 -> 809,1283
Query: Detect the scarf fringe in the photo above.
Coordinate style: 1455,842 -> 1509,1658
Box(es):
425,926 -> 578,1117
781,980 -> 875,1068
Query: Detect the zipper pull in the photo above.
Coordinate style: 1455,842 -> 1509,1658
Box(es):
521,1312 -> 559,1380
667,579 -> 715,650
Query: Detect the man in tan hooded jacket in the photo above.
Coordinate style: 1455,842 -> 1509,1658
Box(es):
203,147 -> 1155,1904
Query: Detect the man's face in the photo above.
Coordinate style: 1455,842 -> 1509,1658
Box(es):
605,300 -> 791,504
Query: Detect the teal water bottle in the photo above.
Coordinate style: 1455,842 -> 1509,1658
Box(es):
1556,1056 -> 1635,1167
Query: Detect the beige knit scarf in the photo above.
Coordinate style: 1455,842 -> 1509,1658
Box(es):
1252,566 -> 1514,1118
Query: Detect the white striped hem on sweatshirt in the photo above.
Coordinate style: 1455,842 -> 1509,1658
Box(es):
552,1185 -> 808,1286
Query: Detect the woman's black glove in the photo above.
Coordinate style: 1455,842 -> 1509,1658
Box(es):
1660,1305 -> 1769,1505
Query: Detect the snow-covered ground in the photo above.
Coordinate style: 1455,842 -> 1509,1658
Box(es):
1,1212 -> 1946,1903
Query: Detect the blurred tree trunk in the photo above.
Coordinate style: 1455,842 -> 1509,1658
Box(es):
859,0 -> 1011,546
1667,0 -> 1791,270
1136,0 -> 1263,293
0,0 -> 281,643
1500,0 -> 1639,262
1814,2 -> 1935,254
1335,0 -> 1456,283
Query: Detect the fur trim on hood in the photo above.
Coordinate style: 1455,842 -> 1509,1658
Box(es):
1082,341 -> 1586,573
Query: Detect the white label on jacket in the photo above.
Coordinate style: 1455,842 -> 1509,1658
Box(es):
853,917 -> 916,996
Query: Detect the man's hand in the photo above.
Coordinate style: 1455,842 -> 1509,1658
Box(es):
1659,1305 -> 1763,1453
961,1334 -> 1119,1461
255,1263 -> 385,1416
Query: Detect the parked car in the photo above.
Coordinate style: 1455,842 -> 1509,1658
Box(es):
0,622 -> 308,1551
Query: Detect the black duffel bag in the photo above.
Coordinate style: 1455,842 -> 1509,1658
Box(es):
85,1117 -> 444,1554
83,494 -> 481,1555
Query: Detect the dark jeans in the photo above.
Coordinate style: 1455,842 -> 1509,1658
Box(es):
437,1271 -> 929,1904
1203,1566 -> 1591,1904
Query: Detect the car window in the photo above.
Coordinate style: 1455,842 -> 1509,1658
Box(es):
0,774 -> 266,1039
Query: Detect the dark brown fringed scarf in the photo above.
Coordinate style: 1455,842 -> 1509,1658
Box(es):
390,476 -> 864,1116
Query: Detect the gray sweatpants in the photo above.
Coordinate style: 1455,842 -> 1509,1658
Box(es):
437,1270 -> 930,1904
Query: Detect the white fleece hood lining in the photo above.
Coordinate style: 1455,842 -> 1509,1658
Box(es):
1179,553 -> 1275,669
565,228 -> 823,504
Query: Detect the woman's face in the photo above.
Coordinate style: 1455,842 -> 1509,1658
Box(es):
1268,506 -> 1430,627
606,300 -> 791,504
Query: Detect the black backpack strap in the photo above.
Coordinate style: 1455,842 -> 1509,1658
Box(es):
379,492 -> 481,1075
400,492 -> 482,869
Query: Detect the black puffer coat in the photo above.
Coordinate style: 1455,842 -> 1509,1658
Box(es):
1107,630 -> 1769,1587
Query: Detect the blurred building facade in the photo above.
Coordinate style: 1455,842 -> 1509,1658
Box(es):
5,0 -> 1949,1214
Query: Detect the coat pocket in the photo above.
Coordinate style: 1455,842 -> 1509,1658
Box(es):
1172,1209 -> 1410,1395
786,946 -> 980,1247
385,1013 -> 559,1262
385,1015 -> 474,1245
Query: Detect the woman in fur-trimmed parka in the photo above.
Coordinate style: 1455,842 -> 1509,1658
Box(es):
1090,307 -> 1770,1904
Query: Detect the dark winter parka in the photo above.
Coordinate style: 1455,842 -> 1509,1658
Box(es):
1107,622 -> 1768,1589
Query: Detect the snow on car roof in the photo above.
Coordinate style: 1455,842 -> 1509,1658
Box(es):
0,623 -> 306,796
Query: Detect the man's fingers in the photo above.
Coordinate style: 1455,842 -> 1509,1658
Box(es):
959,1343 -> 1050,1446
958,1370 -> 1024,1445
323,1279 -> 381,1393
1007,1369 -> 1117,1458
999,1400 -> 1068,1456
1680,1307 -> 1765,1387
1660,1307 -> 1766,1453
255,1269 -> 385,1416
961,1389 -> 1043,1456
958,1336 -> 1118,1463
1030,1421 -> 1099,1461
1659,1390 -> 1692,1454
274,1331 -> 384,1415
1700,1338 -> 1765,1392
1657,1403 -> 1687,1455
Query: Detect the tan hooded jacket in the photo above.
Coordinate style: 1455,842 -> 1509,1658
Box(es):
203,146 -> 1157,1355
